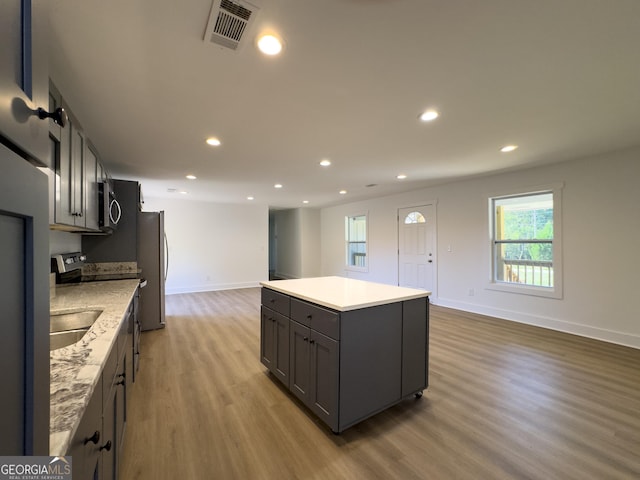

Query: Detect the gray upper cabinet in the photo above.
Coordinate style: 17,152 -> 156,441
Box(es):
49,81 -> 103,233
0,0 -> 49,165
56,109 -> 83,227
85,144 -> 100,231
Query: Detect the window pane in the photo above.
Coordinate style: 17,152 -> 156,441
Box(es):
404,212 -> 425,224
495,243 -> 554,287
495,193 -> 553,241
346,215 -> 366,268
493,192 -> 554,287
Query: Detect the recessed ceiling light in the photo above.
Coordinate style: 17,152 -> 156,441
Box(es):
303,200 -> 309,204
274,184 -> 283,189
257,34 -> 283,56
339,190 -> 347,195
396,174 -> 407,180
247,196 -> 254,201
419,110 -> 439,122
186,175 -> 197,180
206,137 -> 221,146
500,145 -> 518,153
179,191 -> 188,195
319,159 -> 331,167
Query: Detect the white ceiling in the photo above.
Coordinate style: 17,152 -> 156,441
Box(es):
48,0 -> 640,209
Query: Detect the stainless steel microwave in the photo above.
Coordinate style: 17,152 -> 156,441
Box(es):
98,181 -> 122,233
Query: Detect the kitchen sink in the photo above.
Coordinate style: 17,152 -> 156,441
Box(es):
50,309 -> 103,350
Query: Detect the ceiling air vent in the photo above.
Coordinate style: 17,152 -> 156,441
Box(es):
204,0 -> 261,51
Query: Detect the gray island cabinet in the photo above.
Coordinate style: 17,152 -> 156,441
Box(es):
260,276 -> 430,433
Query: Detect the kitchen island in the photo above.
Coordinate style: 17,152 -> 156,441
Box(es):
260,276 -> 430,433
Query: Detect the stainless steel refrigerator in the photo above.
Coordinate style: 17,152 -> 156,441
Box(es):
137,211 -> 166,331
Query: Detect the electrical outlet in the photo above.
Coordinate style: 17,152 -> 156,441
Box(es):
468,288 -> 475,296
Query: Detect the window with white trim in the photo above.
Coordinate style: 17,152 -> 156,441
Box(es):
489,186 -> 563,298
345,214 -> 367,269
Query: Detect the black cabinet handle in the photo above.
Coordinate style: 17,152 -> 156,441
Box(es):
84,431 -> 100,445
36,106 -> 67,127
100,440 -> 112,452
306,315 -> 312,320
309,339 -> 315,345
303,337 -> 308,342
116,379 -> 125,386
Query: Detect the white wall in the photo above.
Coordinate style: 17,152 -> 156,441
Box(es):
321,147 -> 640,348
143,197 -> 269,294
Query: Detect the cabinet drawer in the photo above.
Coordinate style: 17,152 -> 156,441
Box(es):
291,298 -> 340,340
261,288 -> 290,316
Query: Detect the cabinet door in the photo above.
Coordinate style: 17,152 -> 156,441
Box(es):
0,0 -> 49,164
56,112 -> 75,226
0,144 -> 49,455
309,330 -> 339,432
84,145 -> 99,231
260,306 -> 276,370
273,311 -> 290,385
289,320 -> 310,403
116,338 -> 128,465
70,120 -> 85,225
102,384 -> 117,480
56,111 -> 86,227
260,306 -> 290,384
67,379 -> 102,480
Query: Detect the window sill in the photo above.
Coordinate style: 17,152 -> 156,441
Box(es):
486,281 -> 562,299
345,265 -> 368,273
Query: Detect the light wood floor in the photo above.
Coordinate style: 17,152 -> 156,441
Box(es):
120,288 -> 640,480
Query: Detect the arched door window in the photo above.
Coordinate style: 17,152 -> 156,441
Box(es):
404,211 -> 426,224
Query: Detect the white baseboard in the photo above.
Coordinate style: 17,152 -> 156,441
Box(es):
273,272 -> 299,280
166,281 -> 261,295
436,298 -> 640,349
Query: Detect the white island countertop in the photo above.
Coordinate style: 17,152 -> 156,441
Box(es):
260,276 -> 431,311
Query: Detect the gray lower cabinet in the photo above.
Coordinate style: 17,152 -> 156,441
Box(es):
67,377 -> 102,479
290,321 -> 339,430
260,288 -> 429,433
68,299 -> 133,480
260,306 -> 290,386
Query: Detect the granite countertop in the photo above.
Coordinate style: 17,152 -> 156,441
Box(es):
49,279 -> 140,456
260,276 -> 431,311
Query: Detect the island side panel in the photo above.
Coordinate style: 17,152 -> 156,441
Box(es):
339,302 -> 403,429
401,297 -> 429,397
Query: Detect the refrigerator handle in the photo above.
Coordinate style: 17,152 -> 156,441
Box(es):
164,232 -> 169,282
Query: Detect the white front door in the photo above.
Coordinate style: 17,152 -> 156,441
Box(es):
398,205 -> 436,295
